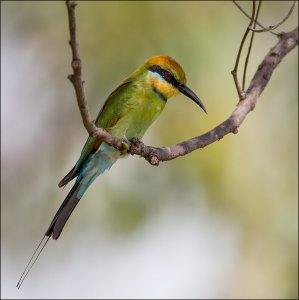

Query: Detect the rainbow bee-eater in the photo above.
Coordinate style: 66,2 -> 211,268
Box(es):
17,55 -> 206,288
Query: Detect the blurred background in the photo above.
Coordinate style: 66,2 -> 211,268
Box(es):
1,1 -> 298,299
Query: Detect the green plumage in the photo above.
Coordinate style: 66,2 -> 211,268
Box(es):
60,63 -> 167,186
50,55 -> 206,238
17,55 -> 207,289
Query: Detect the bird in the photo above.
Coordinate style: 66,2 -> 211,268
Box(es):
17,55 -> 206,288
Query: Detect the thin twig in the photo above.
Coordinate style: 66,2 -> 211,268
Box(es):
232,0 -> 277,35
65,1 -> 298,166
249,1 -> 297,33
242,1 -> 262,90
231,0 -> 256,100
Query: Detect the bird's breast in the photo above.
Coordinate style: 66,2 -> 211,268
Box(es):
122,87 -> 166,139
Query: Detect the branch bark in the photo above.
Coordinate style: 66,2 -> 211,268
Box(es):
66,0 -> 126,151
65,1 -> 298,166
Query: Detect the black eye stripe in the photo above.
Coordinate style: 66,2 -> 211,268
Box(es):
148,64 -> 179,87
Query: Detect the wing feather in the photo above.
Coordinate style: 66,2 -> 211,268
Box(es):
58,80 -> 134,187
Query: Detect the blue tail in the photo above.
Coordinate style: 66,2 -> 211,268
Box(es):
46,144 -> 119,239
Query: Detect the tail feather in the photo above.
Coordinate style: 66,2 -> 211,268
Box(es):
52,196 -> 80,240
58,166 -> 78,188
46,180 -> 81,240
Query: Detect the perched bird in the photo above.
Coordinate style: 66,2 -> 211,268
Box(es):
17,55 -> 206,288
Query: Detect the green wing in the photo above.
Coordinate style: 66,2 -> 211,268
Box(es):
58,80 -> 134,187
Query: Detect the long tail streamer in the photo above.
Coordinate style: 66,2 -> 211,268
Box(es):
16,235 -> 51,289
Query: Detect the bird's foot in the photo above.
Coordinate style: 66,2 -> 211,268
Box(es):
120,138 -> 130,153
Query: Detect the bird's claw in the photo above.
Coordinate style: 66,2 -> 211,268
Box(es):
121,138 -> 130,153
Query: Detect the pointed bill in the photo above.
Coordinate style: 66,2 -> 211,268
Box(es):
177,83 -> 207,113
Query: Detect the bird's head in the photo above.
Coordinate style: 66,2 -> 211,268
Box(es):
145,55 -> 207,113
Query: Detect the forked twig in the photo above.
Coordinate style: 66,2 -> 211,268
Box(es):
249,1 -> 297,33
231,0 -> 257,100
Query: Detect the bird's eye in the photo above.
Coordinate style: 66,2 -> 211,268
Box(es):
164,71 -> 172,80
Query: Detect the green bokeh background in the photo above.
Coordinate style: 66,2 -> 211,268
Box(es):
1,1 -> 298,298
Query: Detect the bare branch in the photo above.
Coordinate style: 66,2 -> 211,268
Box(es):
231,0 -> 256,100
65,1 -> 298,166
232,0 -> 277,35
130,27 -> 298,165
249,1 -> 297,33
66,1 -> 93,133
242,0 -> 262,90
233,1 -> 297,35
66,0 -> 127,151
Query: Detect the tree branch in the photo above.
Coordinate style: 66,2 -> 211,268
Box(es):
65,0 -> 298,166
233,1 -> 297,35
130,27 -> 298,165
249,1 -> 297,33
231,0 -> 257,100
66,0 -> 126,151
242,0 -> 261,91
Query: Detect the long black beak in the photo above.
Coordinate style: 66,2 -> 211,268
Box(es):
177,83 -> 207,114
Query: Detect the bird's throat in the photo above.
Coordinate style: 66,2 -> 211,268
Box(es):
152,86 -> 167,102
